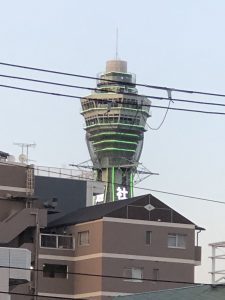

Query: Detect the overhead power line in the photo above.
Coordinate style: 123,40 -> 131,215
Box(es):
145,90 -> 173,130
1,83 -> 225,116
0,160 -> 223,205
145,97 -> 173,130
34,165 -> 225,205
1,73 -> 225,109
0,264 -> 211,287
0,284 -> 212,300
1,61 -> 225,98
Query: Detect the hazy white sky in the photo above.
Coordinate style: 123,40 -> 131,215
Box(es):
1,0 -> 225,283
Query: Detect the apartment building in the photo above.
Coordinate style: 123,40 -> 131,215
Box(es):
38,194 -> 203,300
0,154 -> 203,300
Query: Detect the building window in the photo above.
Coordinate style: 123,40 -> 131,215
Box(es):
153,268 -> 159,280
168,233 -> 186,249
78,231 -> 89,246
146,231 -> 151,245
123,268 -> 143,282
41,234 -> 57,248
43,264 -> 68,279
58,235 -> 74,249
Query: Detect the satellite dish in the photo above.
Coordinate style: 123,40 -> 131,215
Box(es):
7,155 -> 15,162
19,154 -> 27,164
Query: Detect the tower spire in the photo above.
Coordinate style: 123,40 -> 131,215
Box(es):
115,27 -> 119,60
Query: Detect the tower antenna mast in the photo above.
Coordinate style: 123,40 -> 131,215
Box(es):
115,27 -> 119,60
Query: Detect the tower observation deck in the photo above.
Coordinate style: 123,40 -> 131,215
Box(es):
80,59 -> 151,202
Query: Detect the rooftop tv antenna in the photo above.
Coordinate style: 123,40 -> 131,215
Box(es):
14,142 -> 36,163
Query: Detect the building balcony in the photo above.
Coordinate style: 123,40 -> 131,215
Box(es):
195,246 -> 202,264
40,233 -> 75,250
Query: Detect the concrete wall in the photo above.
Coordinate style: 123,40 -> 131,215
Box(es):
102,219 -> 195,260
34,176 -> 87,223
0,163 -> 32,198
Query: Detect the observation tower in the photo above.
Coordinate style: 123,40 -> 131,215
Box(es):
80,59 -> 151,202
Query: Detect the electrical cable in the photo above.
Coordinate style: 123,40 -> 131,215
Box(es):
0,284 -> 213,299
0,161 -> 224,205
2,73 -> 225,109
146,90 -> 173,130
0,264 -> 212,287
3,73 -> 225,131
1,83 -> 225,116
0,62 -> 222,297
145,100 -> 171,130
1,61 -> 225,99
33,165 -> 225,205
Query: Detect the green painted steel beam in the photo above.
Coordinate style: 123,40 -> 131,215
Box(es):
112,167 -> 115,202
130,172 -> 134,198
93,140 -> 138,145
91,132 -> 139,138
95,147 -> 136,153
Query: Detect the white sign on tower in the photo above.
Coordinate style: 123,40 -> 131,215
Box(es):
116,187 -> 128,200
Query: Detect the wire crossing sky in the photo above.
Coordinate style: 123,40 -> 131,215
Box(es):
1,61 -> 225,98
1,0 -> 225,285
1,72 -> 225,109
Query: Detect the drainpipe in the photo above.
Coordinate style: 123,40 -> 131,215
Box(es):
196,229 -> 202,246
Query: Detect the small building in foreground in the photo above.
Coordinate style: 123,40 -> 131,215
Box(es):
38,194 -> 203,300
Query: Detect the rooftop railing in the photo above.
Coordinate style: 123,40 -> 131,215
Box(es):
35,165 -> 94,180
